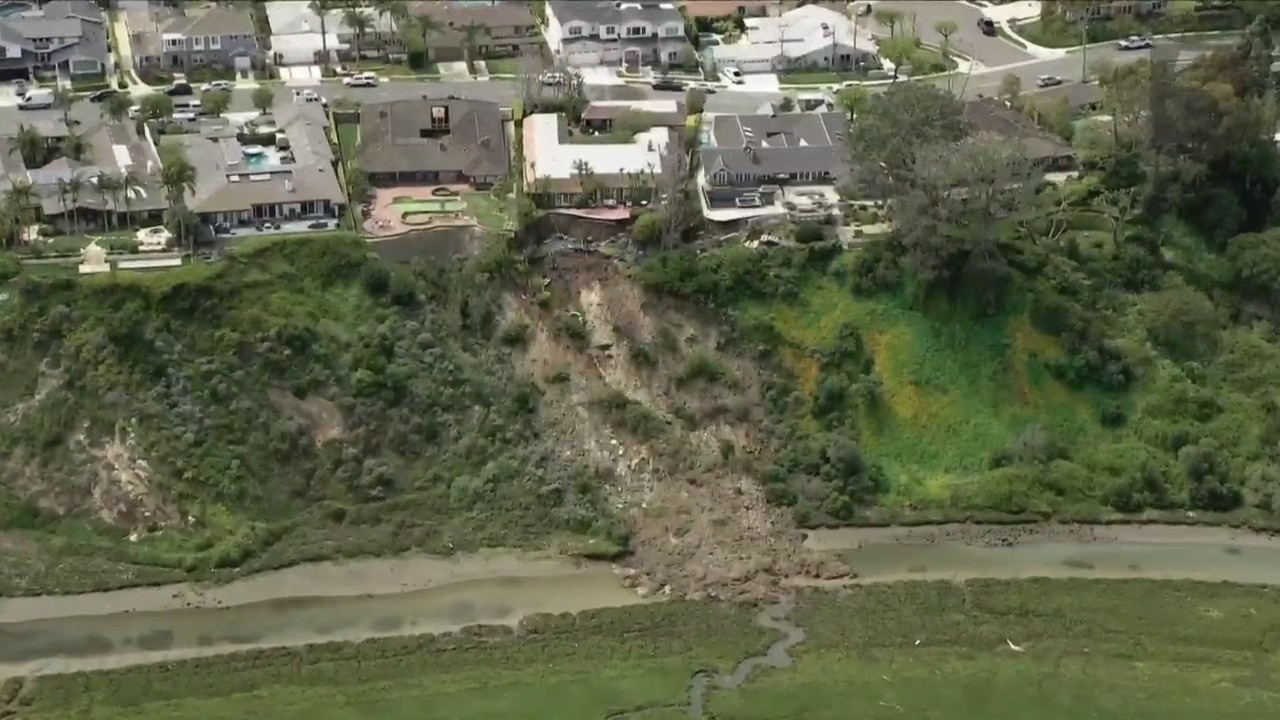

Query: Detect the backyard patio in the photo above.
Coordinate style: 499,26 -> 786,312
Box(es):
363,186 -> 513,236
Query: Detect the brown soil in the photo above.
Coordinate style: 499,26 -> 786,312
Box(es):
507,255 -> 846,601
268,389 -> 347,445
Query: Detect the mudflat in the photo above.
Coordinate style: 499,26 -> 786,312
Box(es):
803,522 -> 1280,551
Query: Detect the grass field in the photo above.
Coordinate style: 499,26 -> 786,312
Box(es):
16,580 -> 1280,719
742,278 -> 1105,505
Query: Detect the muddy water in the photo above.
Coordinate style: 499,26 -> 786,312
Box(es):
805,524 -> 1280,585
0,553 -> 643,679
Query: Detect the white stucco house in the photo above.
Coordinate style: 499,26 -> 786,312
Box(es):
544,0 -> 692,70
705,4 -> 880,74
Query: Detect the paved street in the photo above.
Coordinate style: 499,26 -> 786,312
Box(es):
0,33 -> 1244,141
870,0 -> 1037,68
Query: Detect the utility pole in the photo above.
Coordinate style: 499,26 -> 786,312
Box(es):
1080,14 -> 1088,83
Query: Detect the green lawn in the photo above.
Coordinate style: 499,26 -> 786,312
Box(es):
17,580 -> 1280,719
484,57 -> 521,75
1014,7 -> 1247,49
463,191 -> 513,231
347,60 -> 439,76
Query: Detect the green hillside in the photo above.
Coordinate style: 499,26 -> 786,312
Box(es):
0,236 -> 621,594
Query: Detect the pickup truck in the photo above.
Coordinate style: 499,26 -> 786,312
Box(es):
343,72 -> 379,87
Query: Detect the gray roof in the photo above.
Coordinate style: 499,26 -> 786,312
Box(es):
701,111 -> 848,178
161,5 -> 255,37
549,0 -> 683,26
963,98 -> 1074,161
165,103 -> 344,214
0,118 -> 166,215
358,98 -> 509,179
0,0 -> 107,63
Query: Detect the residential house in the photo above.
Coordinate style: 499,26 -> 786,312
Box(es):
523,112 -> 676,207
162,103 -> 346,225
131,4 -> 259,72
0,0 -> 109,80
1042,0 -> 1169,21
405,1 -> 542,62
681,1 -> 794,19
964,97 -> 1077,170
544,0 -> 692,70
706,3 -> 879,75
698,111 -> 848,215
0,117 -> 169,230
265,0 -> 394,65
1026,82 -> 1103,113
358,98 -> 509,188
581,99 -> 687,133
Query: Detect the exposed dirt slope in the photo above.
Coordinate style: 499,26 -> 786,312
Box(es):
506,256 -> 846,601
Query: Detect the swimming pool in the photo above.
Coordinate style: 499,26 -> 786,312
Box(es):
0,1 -> 32,18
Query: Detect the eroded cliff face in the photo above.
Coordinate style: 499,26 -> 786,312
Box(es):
504,254 -> 846,600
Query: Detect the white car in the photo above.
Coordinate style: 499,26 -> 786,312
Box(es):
293,88 -> 328,107
540,71 -> 566,86
1035,74 -> 1063,88
201,80 -> 234,92
343,72 -> 379,87
1118,35 -> 1153,50
721,67 -> 744,84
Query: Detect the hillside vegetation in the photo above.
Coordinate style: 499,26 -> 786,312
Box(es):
640,29 -> 1280,526
0,235 -> 622,594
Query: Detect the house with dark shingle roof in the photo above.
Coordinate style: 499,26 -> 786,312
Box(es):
358,98 -> 509,188
0,0 -> 108,78
130,4 -> 260,72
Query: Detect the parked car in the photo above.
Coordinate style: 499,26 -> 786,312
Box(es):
651,76 -> 685,92
201,80 -> 234,92
977,17 -> 996,36
540,71 -> 566,86
293,88 -> 328,107
1035,74 -> 1064,88
212,222 -> 233,235
721,67 -> 744,84
11,78 -> 27,93
255,221 -> 281,231
1118,35 -> 1153,50
343,72 -> 379,87
87,88 -> 118,102
307,220 -> 330,230
166,73 -> 193,96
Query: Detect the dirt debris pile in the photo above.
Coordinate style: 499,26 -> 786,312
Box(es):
508,256 -> 847,600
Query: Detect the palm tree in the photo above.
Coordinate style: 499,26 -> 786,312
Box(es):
52,86 -> 79,129
873,8 -> 902,38
373,0 -> 409,52
409,12 -> 443,68
309,0 -> 335,65
8,124 -> 45,168
458,20 -> 489,68
121,169 -> 143,230
57,173 -> 85,232
95,171 -> 122,231
934,20 -> 958,58
4,180 -> 37,246
102,92 -> 133,123
343,7 -> 372,63
160,148 -> 198,252
572,159 -> 595,205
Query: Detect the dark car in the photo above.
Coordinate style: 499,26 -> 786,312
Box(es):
651,77 -> 685,92
166,83 -> 193,97
87,88 -> 118,103
307,220 -> 330,230
977,17 -> 996,36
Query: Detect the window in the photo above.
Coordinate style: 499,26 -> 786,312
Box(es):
666,50 -> 678,62
192,35 -> 204,49
626,25 -> 647,37
164,37 -> 183,49
209,35 -> 221,49
192,54 -> 205,65
566,25 -> 583,37
602,24 -> 616,36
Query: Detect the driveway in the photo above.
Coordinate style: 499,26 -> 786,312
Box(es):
438,61 -> 472,81
869,0 -> 1035,68
279,65 -> 322,85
